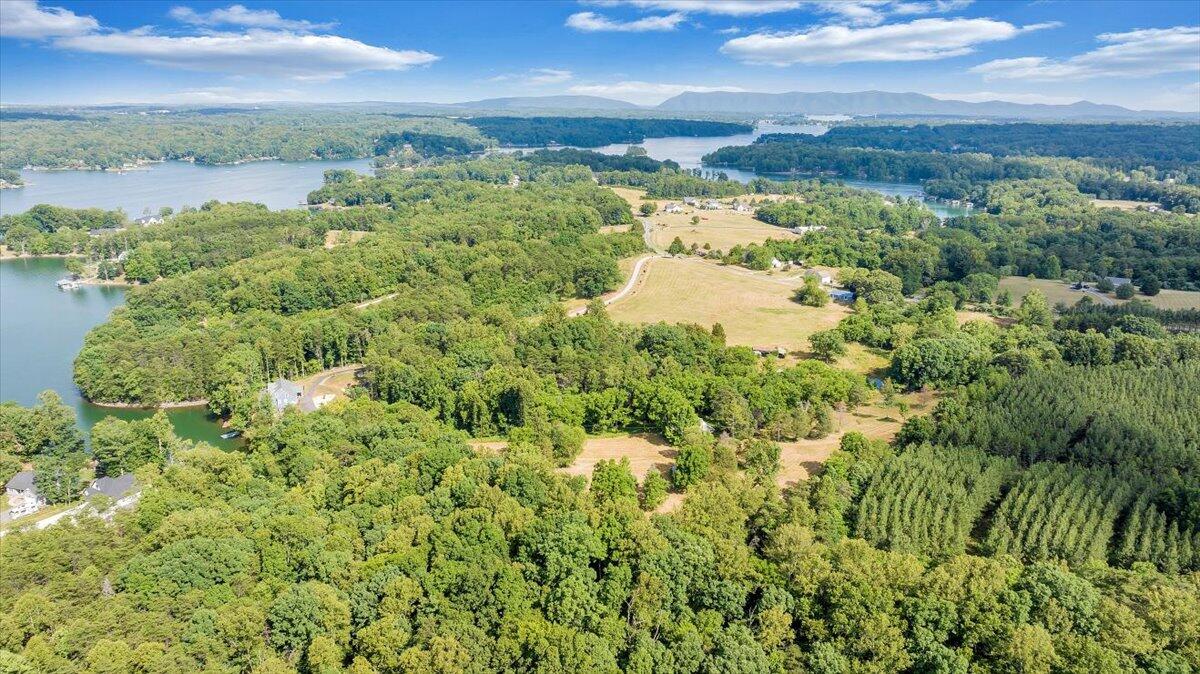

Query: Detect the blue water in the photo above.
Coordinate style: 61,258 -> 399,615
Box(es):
1,158 -> 374,216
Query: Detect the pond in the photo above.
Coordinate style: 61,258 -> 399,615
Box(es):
1,158 -> 375,216
0,257 -> 237,447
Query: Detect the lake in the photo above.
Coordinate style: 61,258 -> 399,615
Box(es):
0,257 -> 237,447
499,123 -> 971,219
1,158 -> 375,216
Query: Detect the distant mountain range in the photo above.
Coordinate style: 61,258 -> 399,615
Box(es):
439,90 -> 1191,120
454,95 -> 640,111
652,90 -> 1191,119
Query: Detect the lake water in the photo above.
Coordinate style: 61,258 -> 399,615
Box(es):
0,257 -> 237,447
499,123 -> 971,219
1,158 -> 375,216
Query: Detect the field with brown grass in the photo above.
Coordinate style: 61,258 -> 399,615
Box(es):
999,276 -> 1200,311
323,229 -> 368,249
609,186 -> 801,251
606,256 -> 851,354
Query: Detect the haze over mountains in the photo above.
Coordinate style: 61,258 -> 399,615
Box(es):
457,90 -> 1193,120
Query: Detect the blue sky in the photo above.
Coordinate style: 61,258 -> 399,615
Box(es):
2,0 -> 1198,111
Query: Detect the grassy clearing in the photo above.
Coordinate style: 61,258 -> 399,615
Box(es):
610,186 -> 801,250
606,257 -> 851,354
776,391 -> 935,488
323,230 -> 368,249
1090,198 -> 1157,212
999,276 -> 1200,311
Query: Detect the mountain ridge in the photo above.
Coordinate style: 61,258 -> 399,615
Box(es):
654,90 -> 1193,119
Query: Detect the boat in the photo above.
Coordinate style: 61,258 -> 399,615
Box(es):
56,277 -> 83,290
219,430 -> 241,440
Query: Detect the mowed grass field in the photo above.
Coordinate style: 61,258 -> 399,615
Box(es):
999,276 -> 1200,311
609,186 -> 799,250
606,257 -> 851,354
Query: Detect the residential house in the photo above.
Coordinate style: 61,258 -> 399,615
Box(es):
663,203 -> 684,214
682,197 -> 698,206
83,473 -> 137,500
5,471 -> 45,519
805,270 -> 834,285
1105,277 -> 1133,288
828,289 -> 856,303
732,202 -> 753,213
266,378 -> 303,413
701,199 -> 722,210
134,215 -> 163,226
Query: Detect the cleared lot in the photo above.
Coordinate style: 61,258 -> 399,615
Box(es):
605,256 -> 851,354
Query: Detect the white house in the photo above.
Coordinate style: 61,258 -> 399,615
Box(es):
266,378 -> 303,413
134,215 -> 163,226
5,471 -> 46,519
682,197 -> 698,206
805,270 -> 834,285
732,202 -> 753,213
701,199 -> 722,210
663,203 -> 684,214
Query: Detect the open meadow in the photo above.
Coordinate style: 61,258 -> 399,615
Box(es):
1000,276 -> 1200,311
609,186 -> 801,250
605,256 -> 852,354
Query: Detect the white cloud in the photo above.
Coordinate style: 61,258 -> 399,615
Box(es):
927,91 -> 1083,105
591,1 -> 802,16
971,26 -> 1200,81
565,11 -> 686,32
568,80 -> 744,104
716,26 -> 741,35
721,18 -> 1053,65
0,0 -> 99,39
168,4 -> 336,31
490,68 -> 574,85
588,0 -> 973,25
54,30 -> 439,81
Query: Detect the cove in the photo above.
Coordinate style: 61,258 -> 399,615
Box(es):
0,257 -> 236,447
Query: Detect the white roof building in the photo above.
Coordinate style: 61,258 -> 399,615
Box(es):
266,378 -> 303,412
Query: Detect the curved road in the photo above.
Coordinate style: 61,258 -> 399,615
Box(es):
569,217 -> 662,317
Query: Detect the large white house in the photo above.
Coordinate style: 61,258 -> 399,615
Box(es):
5,471 -> 45,519
266,378 -> 303,413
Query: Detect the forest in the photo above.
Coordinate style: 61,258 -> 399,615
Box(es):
0,112 -> 490,169
701,140 -> 1200,213
463,117 -> 752,147
763,123 -> 1200,176
3,145 -> 1200,673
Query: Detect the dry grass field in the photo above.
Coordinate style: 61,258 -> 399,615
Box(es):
606,257 -> 852,354
999,276 -> 1200,311
775,391 -> 935,488
609,186 -> 801,250
1090,198 -> 1157,212
323,229 -> 368,249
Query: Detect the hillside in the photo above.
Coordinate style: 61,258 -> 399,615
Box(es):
656,90 -> 1191,119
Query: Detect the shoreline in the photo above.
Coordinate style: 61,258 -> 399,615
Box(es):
87,398 -> 209,410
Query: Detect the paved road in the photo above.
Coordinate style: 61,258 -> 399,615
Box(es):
298,364 -> 361,412
0,492 -> 140,538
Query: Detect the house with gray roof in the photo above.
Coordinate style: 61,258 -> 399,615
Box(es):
5,471 -> 46,519
83,473 -> 137,500
266,378 -> 303,413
